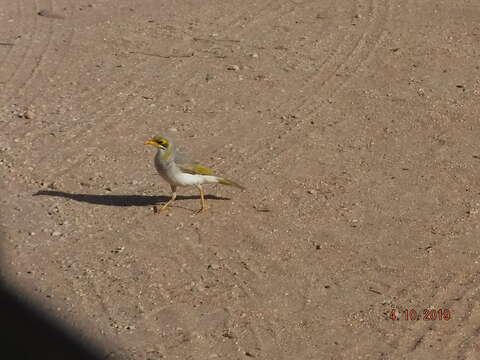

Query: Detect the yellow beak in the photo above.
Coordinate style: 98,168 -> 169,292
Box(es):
144,140 -> 157,146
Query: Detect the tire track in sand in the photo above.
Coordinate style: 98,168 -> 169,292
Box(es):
13,0 -> 75,106
386,271 -> 480,358
203,0 -> 392,181
39,0 -> 318,182
0,1 -> 21,87
0,0 -> 37,100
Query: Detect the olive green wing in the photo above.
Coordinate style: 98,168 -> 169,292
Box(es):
178,163 -> 216,175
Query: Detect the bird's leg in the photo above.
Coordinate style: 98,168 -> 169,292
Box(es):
196,185 -> 207,213
159,184 -> 177,212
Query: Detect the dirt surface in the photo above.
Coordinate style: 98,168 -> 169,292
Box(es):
2,0 -> 480,358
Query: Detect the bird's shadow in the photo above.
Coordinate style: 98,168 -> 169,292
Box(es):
34,190 -> 230,207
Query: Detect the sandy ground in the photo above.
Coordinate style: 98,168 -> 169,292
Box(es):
2,0 -> 480,358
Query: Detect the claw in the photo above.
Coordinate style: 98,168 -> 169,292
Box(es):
159,204 -> 170,212
153,204 -> 169,214
154,185 -> 177,214
195,206 -> 207,214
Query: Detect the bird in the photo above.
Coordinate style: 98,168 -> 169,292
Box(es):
144,136 -> 245,213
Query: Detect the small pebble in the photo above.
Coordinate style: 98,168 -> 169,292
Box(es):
227,64 -> 240,71
51,231 -> 62,237
24,110 -> 34,119
112,246 -> 125,254
307,189 -> 317,195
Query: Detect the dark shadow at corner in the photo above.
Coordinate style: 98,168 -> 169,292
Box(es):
33,190 -> 230,207
0,282 -> 113,360
0,225 -> 118,359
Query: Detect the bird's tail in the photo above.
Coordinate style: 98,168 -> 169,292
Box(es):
217,177 -> 245,190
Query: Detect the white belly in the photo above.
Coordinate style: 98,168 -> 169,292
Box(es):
154,154 -> 182,184
174,173 -> 218,187
154,151 -> 219,187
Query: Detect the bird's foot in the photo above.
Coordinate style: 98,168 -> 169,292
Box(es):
153,203 -> 171,214
194,206 -> 207,214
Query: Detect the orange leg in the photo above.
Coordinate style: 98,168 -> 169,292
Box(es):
159,184 -> 177,212
196,185 -> 207,213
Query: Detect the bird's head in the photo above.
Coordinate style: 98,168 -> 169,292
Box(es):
144,136 -> 171,151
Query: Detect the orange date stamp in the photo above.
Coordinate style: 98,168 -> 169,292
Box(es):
388,309 -> 452,321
